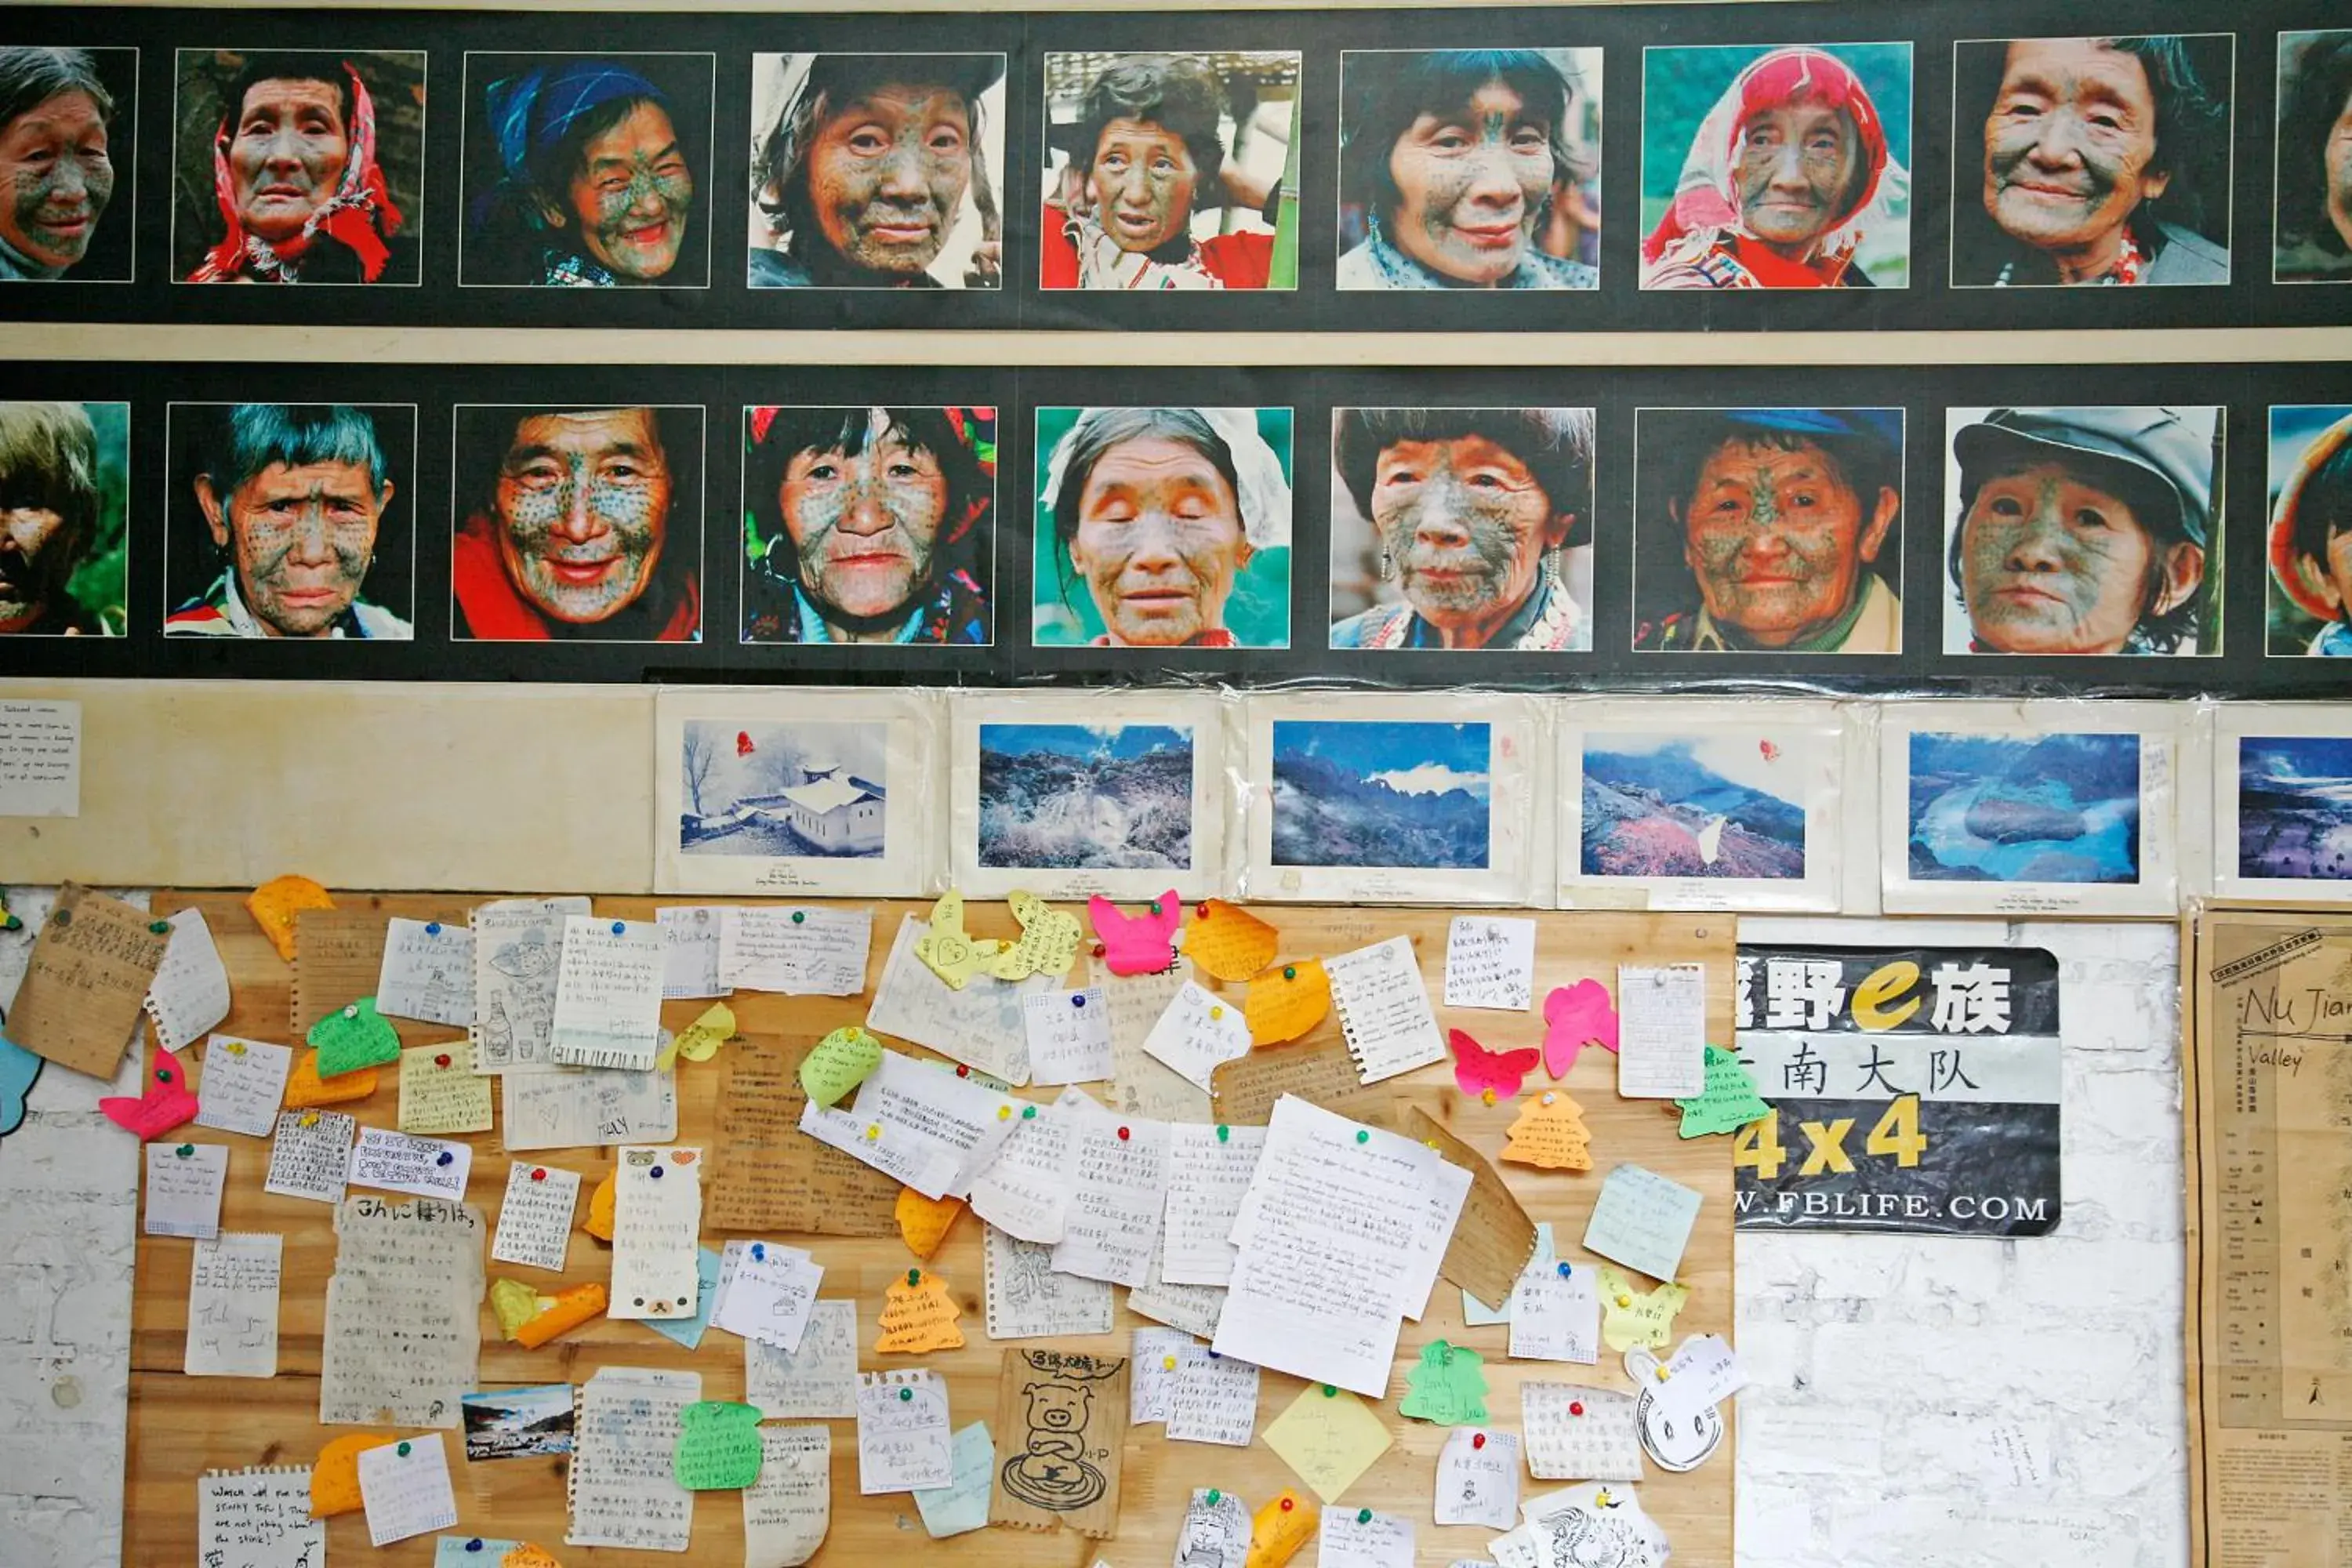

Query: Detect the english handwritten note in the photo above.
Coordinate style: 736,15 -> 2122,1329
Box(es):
193,1035 -> 293,1139
185,1231 -> 282,1378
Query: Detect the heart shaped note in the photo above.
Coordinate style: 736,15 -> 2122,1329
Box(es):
799,1025 -> 883,1109
307,996 -> 400,1079
1185,898 -> 1280,982
1542,980 -> 1620,1079
1245,959 -> 1330,1047
100,1061 -> 199,1140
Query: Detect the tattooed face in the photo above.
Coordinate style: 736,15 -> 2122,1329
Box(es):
554,101 -> 694,282
492,408 -> 673,625
1982,39 -> 2169,271
808,85 -> 973,276
1679,438 -> 1894,648
1734,97 -> 1861,257
1087,117 -> 1197,253
779,408 -> 950,622
199,459 -> 390,637
1385,81 -> 1553,285
0,89 -> 113,269
1370,434 -> 1563,645
0,503 -> 75,630
2325,85 -> 2352,252
1070,434 -> 1248,646
1959,459 -> 2194,655
228,78 -> 349,246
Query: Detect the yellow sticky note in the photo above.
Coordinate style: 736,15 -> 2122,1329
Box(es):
1599,1265 -> 1691,1352
913,891 -> 1009,990
985,891 -> 1082,982
1186,899 -> 1281,982
245,874 -> 333,964
656,1002 -> 736,1072
1247,1489 -> 1319,1568
1246,959 -> 1331,1046
1261,1385 -> 1392,1504
310,1430 -> 394,1517
896,1188 -> 964,1261
584,1171 -> 615,1240
397,1040 -> 494,1134
876,1269 -> 964,1352
1500,1091 -> 1594,1172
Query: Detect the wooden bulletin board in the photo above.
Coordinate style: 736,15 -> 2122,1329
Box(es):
125,892 -> 1735,1566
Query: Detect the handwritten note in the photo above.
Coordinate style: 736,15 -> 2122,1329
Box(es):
658,904 -> 728,999
548,915 -> 666,1070
198,1466 -> 322,1568
1316,1506 -> 1413,1568
713,1239 -> 825,1352
744,1425 -> 830,1567
143,909 -> 230,1053
1677,1044 -> 1771,1137
746,1298 -> 858,1419
1163,1121 -> 1265,1286
913,1421 -> 994,1538
318,1197 -> 484,1428
358,1434 -> 458,1545
984,1224 -> 1111,1339
1130,1245 -> 1229,1341
9,881 -> 167,1078
1599,1267 -> 1691,1353
866,914 -> 1044,1084
1511,1261 -> 1600,1364
146,1142 -> 229,1239
986,1348 -> 1127,1536
377,918 -> 476,1027
610,1146 -> 703,1320
0,698 -> 78,816
1022,986 -> 1114,1085
1051,1091 -> 1168,1287
1129,1327 -> 1193,1425
567,1366 -> 699,1552
1466,1218 -> 1552,1327
1142,979 -> 1254,1091
798,1047 -> 1021,1200
1174,1488 -> 1251,1568
1616,963 -> 1708,1098
965,1098 -> 1070,1243
397,1040 -> 494,1135
469,896 -> 589,1073
1325,936 -> 1447,1084
1261,1383 -> 1392,1504
193,1035 -> 293,1138
1584,1163 -> 1703,1283
490,1160 -> 581,1272
857,1369 -> 953,1494
642,1246 -> 724,1351
1445,916 -> 1537,1011
720,905 -> 872,995
1167,1346 -> 1260,1446
1522,1384 -> 1642,1481
264,1109 -> 354,1204
186,1232 -> 282,1377
499,1062 -> 677,1151
1094,952 -> 1209,1121
1508,1483 -> 1669,1568
1435,1426 -> 1521,1528
711,1036 -> 898,1236
349,1126 -> 472,1203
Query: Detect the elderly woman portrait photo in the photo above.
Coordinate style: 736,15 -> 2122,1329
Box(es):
1952,34 -> 2233,288
1337,49 -> 1599,290
462,53 -> 712,288
1945,405 -> 2220,657
1033,405 -> 1291,648
2276,31 -> 2352,284
748,53 -> 1004,289
174,49 -> 419,284
1330,407 -> 1593,651
0,47 -> 132,281
1040,51 -> 1298,291
1640,42 -> 1911,290
0,401 -> 126,634
2265,405 -> 2352,655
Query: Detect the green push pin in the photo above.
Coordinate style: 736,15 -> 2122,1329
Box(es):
175,1144 -> 194,1159
792,910 -> 805,924
148,920 -> 170,935
1283,965 -> 1296,981
1022,1105 -> 1037,1120
1216,1124 -> 1229,1143
397,1441 -> 412,1457
907,1269 -> 920,1287
899,1387 -> 913,1402
1355,1130 -> 1369,1144
1322,1385 -> 1337,1398
1206,1489 -> 1221,1504
1357,1508 -> 1372,1525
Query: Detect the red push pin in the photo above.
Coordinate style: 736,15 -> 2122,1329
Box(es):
1570,1401 -> 1585,1417
1279,1497 -> 1294,1512
1472,1432 -> 1486,1450
1091,943 -> 1105,958
1116,1126 -> 1131,1142
956,1065 -> 970,1078
434,1053 -> 452,1069
531,1167 -> 547,1181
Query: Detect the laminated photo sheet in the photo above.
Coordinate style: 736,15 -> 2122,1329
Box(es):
2202,702 -> 2352,903
1555,696 -> 1849,914
1876,700 -> 2180,917
947,687 -> 1229,902
653,685 -> 943,897
1233,690 -> 1548,906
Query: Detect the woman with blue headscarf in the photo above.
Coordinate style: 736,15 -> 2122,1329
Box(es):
466,57 -> 702,286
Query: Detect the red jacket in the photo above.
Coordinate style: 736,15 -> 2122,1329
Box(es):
1038,201 -> 1273,290
452,515 -> 701,641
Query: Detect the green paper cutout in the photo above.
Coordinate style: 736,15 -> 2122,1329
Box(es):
673,1400 -> 764,1490
1675,1045 -> 1772,1139
800,1025 -> 884,1109
307,996 -> 400,1078
1399,1339 -> 1488,1425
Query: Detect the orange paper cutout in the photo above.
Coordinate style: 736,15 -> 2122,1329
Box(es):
516,1281 -> 608,1349
1246,959 -> 1331,1046
1500,1089 -> 1594,1171
310,1430 -> 395,1517
895,1188 -> 964,1261
584,1171 -> 615,1240
1247,1489 -> 1319,1567
1185,899 -> 1281,982
284,1049 -> 376,1109
245,875 -> 334,964
875,1269 -> 964,1352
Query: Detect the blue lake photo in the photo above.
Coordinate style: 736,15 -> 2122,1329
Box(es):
1907,731 -> 2140,884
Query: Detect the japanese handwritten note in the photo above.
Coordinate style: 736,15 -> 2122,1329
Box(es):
318,1196 -> 484,1428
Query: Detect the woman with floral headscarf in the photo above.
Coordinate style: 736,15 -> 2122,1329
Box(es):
1641,46 -> 1902,290
187,52 -> 407,283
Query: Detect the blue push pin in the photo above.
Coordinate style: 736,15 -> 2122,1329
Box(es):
651,1165 -> 664,1179
1557,1261 -> 1573,1279
426,921 -> 441,936
436,1150 -> 454,1167
611,920 -> 626,935
752,1243 -> 766,1263
466,1541 -> 484,1555
1071,993 -> 1086,1008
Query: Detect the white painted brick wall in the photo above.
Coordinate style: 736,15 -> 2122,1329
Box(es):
0,898 -> 2187,1566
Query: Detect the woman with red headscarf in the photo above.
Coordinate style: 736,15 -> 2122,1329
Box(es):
1641,46 -> 1902,290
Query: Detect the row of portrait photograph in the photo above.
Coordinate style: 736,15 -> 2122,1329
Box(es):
3,367 -> 2347,691
0,9 -> 2345,328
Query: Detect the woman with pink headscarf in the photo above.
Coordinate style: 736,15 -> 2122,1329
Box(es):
1641,46 -> 1902,290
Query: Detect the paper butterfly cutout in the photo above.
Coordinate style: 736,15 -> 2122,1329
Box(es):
985,891 -> 1082,982
655,1001 -> 737,1072
914,891 -> 1010,990
307,996 -> 401,1078
1450,1027 -> 1539,1104
800,1025 -> 883,1108
1186,898 -> 1280,982
675,1400 -> 766,1490
1598,1265 -> 1690,1352
0,1030 -> 44,1142
100,1061 -> 199,1140
1399,1338 -> 1490,1425
1088,890 -> 1182,976
1542,980 -> 1621,1078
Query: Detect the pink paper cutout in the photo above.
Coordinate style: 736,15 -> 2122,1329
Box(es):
1087,889 -> 1182,976
1450,1027 -> 1539,1101
100,1063 -> 200,1140
1542,980 -> 1621,1079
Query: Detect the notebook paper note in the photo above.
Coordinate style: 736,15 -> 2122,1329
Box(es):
744,1425 -> 831,1566
567,1366 -> 700,1552
376,917 -> 476,1027
548,915 -> 666,1070
145,1142 -> 229,1239
469,896 -> 590,1073
198,1465 -> 321,1568
358,1434 -> 458,1546
144,909 -> 230,1054
489,1160 -> 581,1272
1324,936 -> 1448,1084
1616,962 -> 1708,1098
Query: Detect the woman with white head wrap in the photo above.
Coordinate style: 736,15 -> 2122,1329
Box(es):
1041,406 -> 1290,647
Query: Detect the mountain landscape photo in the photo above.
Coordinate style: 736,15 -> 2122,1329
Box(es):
2238,735 -> 2352,880
1907,731 -> 2142,884
1272,720 -> 1491,869
978,723 -> 1196,870
1581,734 -> 1807,880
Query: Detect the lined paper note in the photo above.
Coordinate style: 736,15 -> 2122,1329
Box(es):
1523,1384 -> 1642,1481
490,1160 -> 581,1272
1444,916 -> 1537,1011
567,1367 -> 700,1552
469,897 -> 589,1073
193,1036 -> 293,1139
548,916 -> 666,1070
358,1434 -> 457,1546
1583,1163 -> 1703,1282
610,1146 -> 703,1321
144,909 -> 230,1054
857,1369 -> 953,1494
198,1465 -> 322,1568
376,918 -> 476,1027
866,914 -> 1044,1084
1165,1346 -> 1258,1446
744,1425 -> 830,1566
1325,936 -> 1447,1084
1051,1091 -> 1169,1287
146,1142 -> 229,1239
797,1049 -> 1020,1200
185,1231 -> 282,1377
499,1062 -> 677,1151
965,1099 -> 1070,1243
1616,963 -> 1708,1098
1163,1122 -> 1265,1286
1022,986 -> 1114,1086
348,1126 -> 471,1203
659,905 -> 729,999
984,1225 -> 1112,1339
720,906 -> 872,996
264,1110 -> 354,1204
397,1040 -> 495,1135
746,1298 -> 858,1419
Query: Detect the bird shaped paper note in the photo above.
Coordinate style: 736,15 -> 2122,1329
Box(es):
655,1002 -> 736,1072
1599,1266 -> 1691,1352
1542,980 -> 1620,1078
1245,959 -> 1330,1047
984,891 -> 1082,982
1450,1028 -> 1539,1105
876,1268 -> 964,1352
0,1034 -> 41,1142
799,1025 -> 883,1108
915,892 -> 1010,990
1399,1340 -> 1490,1425
307,997 -> 400,1078
245,874 -> 334,963
673,1401 -> 765,1490
896,1188 -> 964,1260
1500,1090 -> 1594,1171
284,1047 -> 376,1108
1186,899 -> 1280,982
1088,890 -> 1182,976
100,1060 -> 199,1140
1676,1045 -> 1771,1138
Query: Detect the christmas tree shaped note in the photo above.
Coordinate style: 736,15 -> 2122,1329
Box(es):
1186,900 -> 1280,982
307,997 -> 399,1078
1676,1045 -> 1770,1138
877,1267 -> 964,1352
897,1188 -> 964,1260
285,1048 -> 376,1108
986,891 -> 1082,982
1399,1341 -> 1488,1425
674,1400 -> 764,1490
1599,1266 -> 1690,1352
1245,960 -> 1330,1047
799,1025 -> 883,1109
1501,1090 -> 1593,1171
245,874 -> 334,963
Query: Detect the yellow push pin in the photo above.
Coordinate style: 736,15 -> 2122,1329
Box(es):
1480,1087 -> 1496,1106
1595,1488 -> 1613,1508
865,1123 -> 883,1142
1163,1355 -> 1177,1370
299,1111 -> 319,1128
1616,1294 -> 1632,1308
223,1040 -> 247,1057
996,1105 -> 1013,1120
1210,1005 -> 1225,1020
1655,1366 -> 1671,1381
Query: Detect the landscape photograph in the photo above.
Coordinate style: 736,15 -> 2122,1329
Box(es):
1907,731 -> 2142,884
678,720 -> 888,860
1271,720 -> 1492,869
2238,735 -> 2352,880
1581,733 -> 1809,880
461,1383 -> 575,1462
976,723 -> 1196,870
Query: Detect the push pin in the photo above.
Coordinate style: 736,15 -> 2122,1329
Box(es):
1322,1385 -> 1336,1398
1481,1088 -> 1496,1106
50,908 -> 69,927
1356,1508 -> 1372,1525
1279,1497 -> 1295,1512
956,1065 -> 970,1078
1116,1126 -> 1131,1142
1354,1130 -> 1369,1144
426,922 -> 441,936
650,1165 -> 664,1178
343,1004 -> 358,1020
148,919 -> 170,935
299,1112 -> 319,1128
1541,1091 -> 1556,1106
907,1269 -> 921,1287
1282,965 -> 1297,981
224,1042 -> 246,1057
1556,1262 -> 1573,1279
530,1167 -> 546,1181
866,1123 -> 882,1141
1163,1356 -> 1177,1370
436,1150 -> 455,1167
466,1542 -> 483,1555
1070,993 -> 1086,1008
396,1441 -> 412,1457
898,1386 -> 913,1402
157,1067 -> 173,1083
996,1105 -> 1013,1121
434,1052 -> 452,1069
1210,1005 -> 1225,1021
752,1243 -> 766,1262
1149,900 -> 1163,916
1215,1124 -> 1229,1143
1570,1401 -> 1584,1417
1596,1489 -> 1614,1508
1472,1432 -> 1486,1450
791,910 -> 805,924
610,920 -> 625,935
1022,1105 -> 1036,1120
1091,943 -> 1105,959
1655,1366 -> 1671,1382
175,1144 -> 194,1159
1616,1294 -> 1632,1308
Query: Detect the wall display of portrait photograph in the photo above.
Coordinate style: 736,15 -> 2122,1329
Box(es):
653,684 -> 942,896
1555,698 -> 1853,913
2276,30 -> 2352,285
1039,49 -> 1300,292
0,45 -> 136,283
1237,690 -> 1547,906
2203,705 -> 2352,902
1032,404 -> 1292,651
1951,33 -> 2235,289
161,401 -> 416,640
947,688 -> 1225,902
1329,406 -> 1595,653
171,45 -> 420,285
1335,48 -> 1600,292
1940,405 -> 2223,659
1639,41 -> 1912,291
458,52 -> 714,289
2266,404 -> 2352,657
448,402 -> 704,644
1877,701 -> 2180,916
0,400 -> 127,635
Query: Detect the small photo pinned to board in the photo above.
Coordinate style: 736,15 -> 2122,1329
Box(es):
2212,706 -> 2352,901
2275,31 -> 2352,285
1878,700 -> 2180,916
0,401 -> 129,636
2264,405 -> 2352,657
0,45 -> 138,283
460,1382 -> 575,1462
